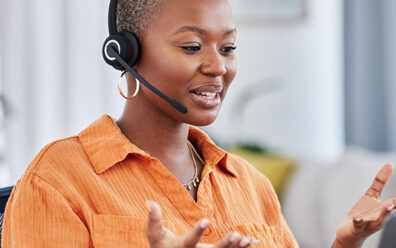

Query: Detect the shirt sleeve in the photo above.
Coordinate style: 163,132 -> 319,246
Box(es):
2,174 -> 92,247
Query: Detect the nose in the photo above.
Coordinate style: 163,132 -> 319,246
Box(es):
200,50 -> 227,77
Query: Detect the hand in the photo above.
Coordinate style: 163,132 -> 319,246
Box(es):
145,200 -> 259,248
332,163 -> 396,248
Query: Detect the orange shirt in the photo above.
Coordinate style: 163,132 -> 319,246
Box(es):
2,115 -> 298,247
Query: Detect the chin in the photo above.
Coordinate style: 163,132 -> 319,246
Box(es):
190,118 -> 216,127
184,109 -> 220,127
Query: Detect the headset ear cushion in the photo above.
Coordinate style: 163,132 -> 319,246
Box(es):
121,31 -> 141,67
102,34 -> 132,71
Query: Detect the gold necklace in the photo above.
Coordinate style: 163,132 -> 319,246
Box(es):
183,141 -> 205,191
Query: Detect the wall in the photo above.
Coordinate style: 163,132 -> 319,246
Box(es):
345,0 -> 396,152
0,0 -> 122,183
207,0 -> 345,161
0,0 -> 344,185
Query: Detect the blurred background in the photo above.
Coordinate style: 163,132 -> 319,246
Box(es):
0,0 -> 395,247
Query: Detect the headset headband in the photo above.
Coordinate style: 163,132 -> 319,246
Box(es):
108,0 -> 118,35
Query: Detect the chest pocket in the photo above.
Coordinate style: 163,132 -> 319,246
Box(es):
92,214 -> 149,247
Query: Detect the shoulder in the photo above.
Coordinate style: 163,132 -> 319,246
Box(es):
226,152 -> 273,186
22,135 -> 91,185
27,136 -> 84,168
224,152 -> 284,216
225,152 -> 280,201
10,134 -> 97,213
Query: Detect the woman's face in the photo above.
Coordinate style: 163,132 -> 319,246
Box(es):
134,0 -> 237,126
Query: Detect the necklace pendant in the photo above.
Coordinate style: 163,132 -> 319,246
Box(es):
195,178 -> 200,183
187,185 -> 192,190
192,181 -> 197,187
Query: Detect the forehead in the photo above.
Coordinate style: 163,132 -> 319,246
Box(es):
148,0 -> 235,36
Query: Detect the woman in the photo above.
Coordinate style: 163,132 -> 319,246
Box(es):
2,0 -> 395,247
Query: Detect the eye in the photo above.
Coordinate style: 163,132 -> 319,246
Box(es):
220,45 -> 237,55
180,45 -> 201,54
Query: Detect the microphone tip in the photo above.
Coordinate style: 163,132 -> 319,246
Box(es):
171,101 -> 188,114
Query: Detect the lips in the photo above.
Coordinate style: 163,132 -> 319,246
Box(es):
189,84 -> 223,109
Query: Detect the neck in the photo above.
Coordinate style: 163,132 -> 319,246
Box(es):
117,96 -> 204,201
116,98 -> 190,162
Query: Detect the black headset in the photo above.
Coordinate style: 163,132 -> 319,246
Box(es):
102,0 -> 188,114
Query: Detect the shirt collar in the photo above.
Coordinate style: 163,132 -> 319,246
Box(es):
78,115 -> 237,177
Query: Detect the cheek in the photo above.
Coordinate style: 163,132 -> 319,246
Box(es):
138,47 -> 199,93
224,59 -> 237,91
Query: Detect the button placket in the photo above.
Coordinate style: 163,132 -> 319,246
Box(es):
198,172 -> 215,211
146,159 -> 212,229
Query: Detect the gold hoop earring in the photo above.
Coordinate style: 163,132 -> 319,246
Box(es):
118,71 -> 140,100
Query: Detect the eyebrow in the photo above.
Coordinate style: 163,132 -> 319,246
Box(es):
172,26 -> 237,36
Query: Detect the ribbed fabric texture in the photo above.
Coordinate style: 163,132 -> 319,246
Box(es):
2,115 -> 298,247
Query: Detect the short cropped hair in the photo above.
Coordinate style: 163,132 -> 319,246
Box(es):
116,0 -> 165,37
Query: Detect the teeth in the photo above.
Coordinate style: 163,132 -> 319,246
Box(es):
195,92 -> 217,98
202,92 -> 216,98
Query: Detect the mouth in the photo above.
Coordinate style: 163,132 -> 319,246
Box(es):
189,85 -> 223,109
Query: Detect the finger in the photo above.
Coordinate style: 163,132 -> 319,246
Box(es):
196,233 -> 247,248
370,202 -> 395,230
146,200 -> 164,242
184,218 -> 210,248
250,238 -> 260,246
211,232 -> 241,248
238,237 -> 251,247
365,163 -> 393,199
236,237 -> 258,248
196,244 -> 215,248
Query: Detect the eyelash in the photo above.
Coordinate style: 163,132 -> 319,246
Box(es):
180,45 -> 237,55
220,46 -> 237,55
181,45 -> 202,53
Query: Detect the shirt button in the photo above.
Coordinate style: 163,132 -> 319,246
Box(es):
203,228 -> 211,236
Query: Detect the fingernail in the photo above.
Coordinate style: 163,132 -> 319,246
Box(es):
230,232 -> 239,243
146,200 -> 152,212
200,218 -> 210,229
387,204 -> 395,211
354,217 -> 362,223
239,237 -> 250,247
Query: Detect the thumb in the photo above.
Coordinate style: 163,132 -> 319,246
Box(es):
146,200 -> 164,243
353,216 -> 367,232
